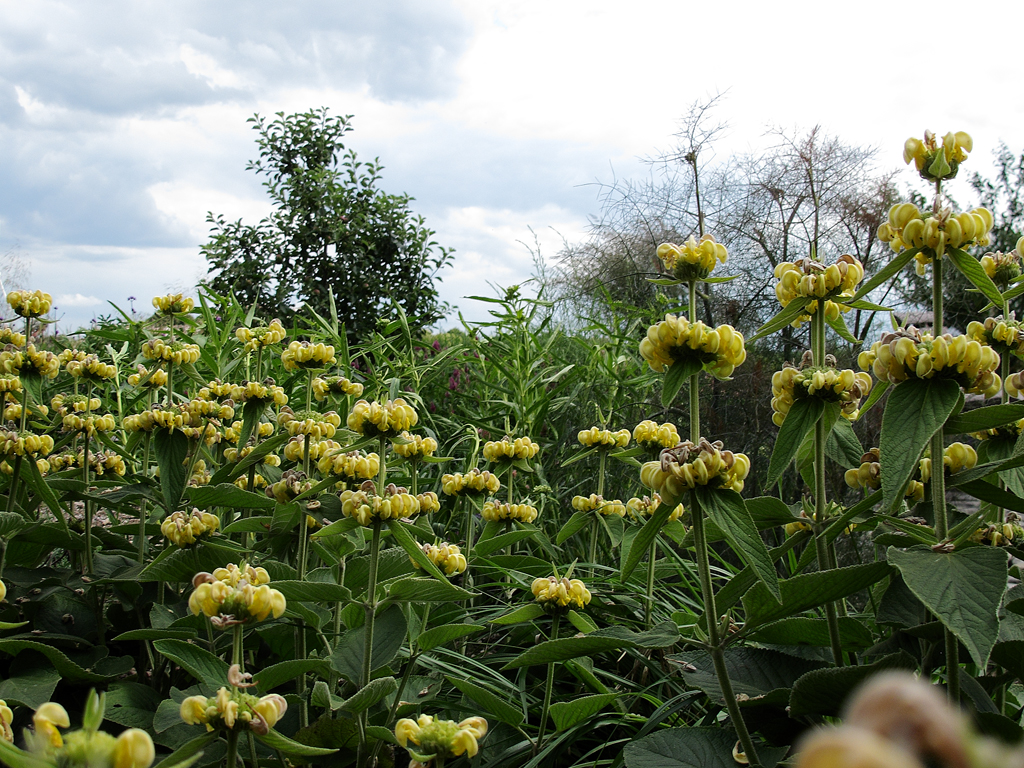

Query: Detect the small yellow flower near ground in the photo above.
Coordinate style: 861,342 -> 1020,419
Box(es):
577,427 -> 631,450
633,420 -> 680,451
395,714 -> 488,764
181,679 -> 287,735
532,575 -> 592,613
572,494 -> 626,517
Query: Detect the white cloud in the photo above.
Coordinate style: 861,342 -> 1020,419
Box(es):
53,292 -> 101,307
179,44 -> 246,90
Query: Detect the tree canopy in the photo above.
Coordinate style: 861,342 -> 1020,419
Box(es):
202,108 -> 453,339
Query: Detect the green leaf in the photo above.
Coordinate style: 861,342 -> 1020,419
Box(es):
746,617 -> 874,649
336,676 -> 397,714
947,246 -> 1005,308
271,580 -> 351,603
556,511 -> 592,545
446,677 -> 525,726
385,577 -> 474,603
696,487 -> 781,603
621,502 -> 675,582
567,610 -> 598,634
503,636 -> 631,669
662,358 -> 702,408
888,545 -> 1007,667
209,432 -> 290,485
0,740 -> 59,768
748,297 -> 813,343
549,693 -> 619,731
957,480 -> 1024,516
624,727 -> 788,768
766,398 -> 825,488
255,728 -> 339,757
473,528 -> 536,556
671,647 -> 825,706
947,403 -> 1024,434
330,604 -> 407,684
788,650 -> 918,717
254,659 -> 334,692
103,682 -> 163,729
153,639 -> 230,689
113,629 -> 198,642
417,623 -> 485,652
827,417 -> 864,469
490,603 -> 545,625
880,378 -> 961,510
186,483 -> 277,511
825,311 -> 859,344
742,561 -> 891,629
154,428 -> 189,513
0,663 -> 60,708
22,458 -> 69,535
152,732 -> 216,768
851,247 -> 921,303
0,640 -> 134,684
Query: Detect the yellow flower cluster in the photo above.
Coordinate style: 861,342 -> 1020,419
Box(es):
844,449 -> 925,503
183,398 -> 235,423
1,346 -> 60,378
969,522 -> 1021,547
266,470 -> 312,504
532,575 -> 592,612
773,254 -> 865,324
312,375 -> 364,400
770,362 -> 873,426
395,715 -> 488,764
857,327 -> 1001,396
181,683 -> 287,735
656,234 -> 728,281
903,130 -> 972,181
235,319 -> 286,352
640,315 -> 746,379
47,450 -> 126,477
966,316 -> 1024,358
394,432 -> 439,459
0,327 -> 26,347
152,293 -> 194,314
414,541 -> 468,576
919,442 -> 977,484
230,380 -> 288,406
633,420 -> 680,450
197,379 -> 236,401
162,509 -> 220,547
626,493 -> 683,523
66,355 -> 117,381
284,437 -> 337,462
981,243 -> 1023,288
142,339 -> 201,365
63,412 -> 117,435
278,407 -> 341,439
441,468 -> 500,496
0,374 -> 21,393
481,499 -> 539,523
971,417 -> 1024,442
577,427 -> 631,450
0,429 -> 54,457
318,450 -> 380,479
417,492 -> 441,514
223,446 -> 280,466
189,563 -> 286,628
0,698 -> 10,742
25,698 -> 155,768
483,435 -> 539,461
224,420 -> 276,443
340,483 -> 421,526
7,289 -> 52,318
52,394 -> 101,414
127,365 -> 168,389
347,398 -> 418,437
281,340 -> 336,371
572,494 -> 626,517
878,202 -> 994,274
641,438 -> 751,497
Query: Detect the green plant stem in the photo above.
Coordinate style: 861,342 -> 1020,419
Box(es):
137,394 -> 153,563
232,624 -> 244,671
536,614 -> 560,752
83,384 -> 94,575
689,281 -> 700,442
226,729 -> 239,768
358,519 -> 383,765
945,626 -> 960,705
645,539 -> 657,629
691,492 -> 760,766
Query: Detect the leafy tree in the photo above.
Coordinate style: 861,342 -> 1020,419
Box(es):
202,108 -> 453,338
970,141 -> 1024,253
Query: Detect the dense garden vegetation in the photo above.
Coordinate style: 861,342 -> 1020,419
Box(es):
1,129 -> 1024,768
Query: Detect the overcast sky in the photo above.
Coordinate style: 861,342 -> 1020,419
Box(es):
2,0 -> 1023,333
